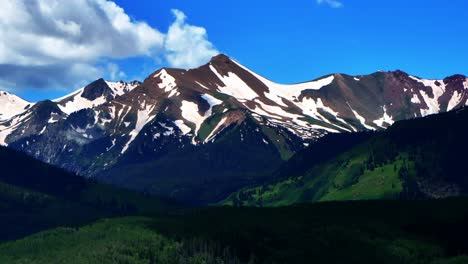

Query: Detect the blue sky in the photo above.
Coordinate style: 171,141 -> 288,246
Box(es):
2,0 -> 467,101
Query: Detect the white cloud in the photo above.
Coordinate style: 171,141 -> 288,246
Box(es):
316,0 -> 344,8
0,1 -> 218,92
0,0 -> 164,66
164,9 -> 219,69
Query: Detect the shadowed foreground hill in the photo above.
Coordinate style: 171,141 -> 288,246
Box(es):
0,146 -> 178,241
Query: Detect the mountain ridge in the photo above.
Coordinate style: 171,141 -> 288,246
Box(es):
1,54 -> 467,203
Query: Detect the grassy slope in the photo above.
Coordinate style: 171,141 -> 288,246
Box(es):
224,107 -> 468,207
2,199 -> 468,263
223,141 -> 410,206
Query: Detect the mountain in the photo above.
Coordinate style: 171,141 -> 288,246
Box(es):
223,106 -> 468,206
0,54 -> 467,204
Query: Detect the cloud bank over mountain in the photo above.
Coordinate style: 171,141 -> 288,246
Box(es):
0,0 -> 218,91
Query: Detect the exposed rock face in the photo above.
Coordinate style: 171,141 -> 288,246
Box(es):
80,78 -> 114,101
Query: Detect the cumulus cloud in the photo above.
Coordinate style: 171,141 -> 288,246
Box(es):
164,9 -> 219,69
0,0 -> 218,92
0,0 -> 164,66
316,0 -> 344,8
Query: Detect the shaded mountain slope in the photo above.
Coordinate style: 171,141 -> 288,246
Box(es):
0,146 -> 178,241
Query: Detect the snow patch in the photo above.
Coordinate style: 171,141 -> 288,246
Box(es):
254,100 -> 299,119
348,104 -> 375,130
202,94 -> 223,108
196,81 -> 209,90
154,69 -> 177,92
209,65 -> 259,100
121,103 -> 156,154
309,124 -> 340,133
173,120 -> 191,135
39,126 -> 47,134
447,91 -> 463,111
296,98 -> 352,132
47,118 -> 56,124
201,94 -> 223,117
410,76 -> 445,116
373,106 -> 394,128
106,138 -> 117,151
180,101 -> 206,134
159,122 -> 175,136
168,89 -> 178,98
410,94 -> 421,104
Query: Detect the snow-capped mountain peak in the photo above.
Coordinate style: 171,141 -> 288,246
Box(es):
54,79 -> 141,115
0,91 -> 32,121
